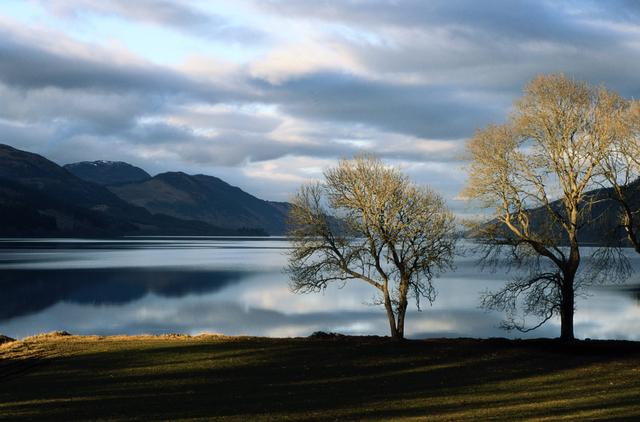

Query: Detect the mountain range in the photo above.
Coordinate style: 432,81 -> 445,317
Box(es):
3,143 -> 636,244
107,172 -> 289,234
0,144 -> 289,237
472,182 -> 640,247
64,160 -> 151,185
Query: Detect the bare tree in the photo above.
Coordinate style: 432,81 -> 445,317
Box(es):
464,74 -> 629,341
597,99 -> 640,251
287,155 -> 456,339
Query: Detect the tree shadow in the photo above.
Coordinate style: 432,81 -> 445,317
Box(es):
1,337 -> 639,420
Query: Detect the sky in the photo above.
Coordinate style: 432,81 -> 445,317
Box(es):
1,0 -> 640,212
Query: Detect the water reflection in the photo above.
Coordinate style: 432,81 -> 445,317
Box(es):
0,238 -> 639,340
0,268 -> 252,320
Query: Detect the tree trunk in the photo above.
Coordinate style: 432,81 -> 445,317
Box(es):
395,278 -> 409,339
560,223 -> 579,342
396,303 -> 407,340
559,272 -> 575,341
382,286 -> 399,339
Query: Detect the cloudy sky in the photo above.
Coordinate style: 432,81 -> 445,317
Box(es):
2,1 -> 640,208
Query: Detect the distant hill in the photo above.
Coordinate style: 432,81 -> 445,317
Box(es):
64,160 -> 151,185
0,144 -> 266,237
561,180 -> 640,246
472,181 -> 640,247
0,144 -> 139,216
109,172 -> 290,235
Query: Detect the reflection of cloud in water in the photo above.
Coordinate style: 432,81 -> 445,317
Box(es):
574,286 -> 640,340
1,281 -> 638,340
0,295 -> 383,338
2,291 -> 563,340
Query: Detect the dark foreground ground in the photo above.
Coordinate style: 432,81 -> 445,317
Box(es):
1,332 -> 640,421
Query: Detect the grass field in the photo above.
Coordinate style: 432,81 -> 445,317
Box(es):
1,332 -> 640,421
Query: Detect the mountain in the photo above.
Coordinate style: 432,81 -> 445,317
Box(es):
64,160 -> 151,185
0,144 -> 137,216
0,176 -> 136,236
108,172 -> 290,235
472,181 -> 640,247
0,144 -> 266,236
566,180 -> 640,246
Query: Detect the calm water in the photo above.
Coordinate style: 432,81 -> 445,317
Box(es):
1,237 -> 639,340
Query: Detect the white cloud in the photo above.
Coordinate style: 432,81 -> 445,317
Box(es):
248,40 -> 366,83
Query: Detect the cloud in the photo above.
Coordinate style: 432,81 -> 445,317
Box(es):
0,28 -> 234,101
255,0 -> 611,44
252,0 -> 640,94
253,72 -> 501,140
248,40 -> 366,84
0,84 -> 150,135
37,0 -> 266,43
1,1 -> 640,202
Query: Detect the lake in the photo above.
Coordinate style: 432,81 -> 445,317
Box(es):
1,237 -> 639,340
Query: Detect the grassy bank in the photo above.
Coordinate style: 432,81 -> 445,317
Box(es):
1,332 -> 640,421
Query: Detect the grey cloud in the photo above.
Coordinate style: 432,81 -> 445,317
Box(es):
576,0 -> 640,22
0,84 -> 154,135
39,0 -> 266,43
258,1 -> 640,95
129,122 -> 199,145
137,126 -> 324,165
174,136 -> 288,165
348,43 -> 640,99
128,120 -> 462,168
253,72 -> 501,139
258,0 -> 607,43
249,2 -> 640,126
0,30 -> 237,102
0,24 -> 331,172
345,31 -> 640,98
0,120 -> 55,152
175,109 -> 283,134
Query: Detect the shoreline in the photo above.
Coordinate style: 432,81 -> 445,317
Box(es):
4,329 -> 640,349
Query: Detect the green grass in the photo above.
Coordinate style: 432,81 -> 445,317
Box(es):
2,332 -> 640,421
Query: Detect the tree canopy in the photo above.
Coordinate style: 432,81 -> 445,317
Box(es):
287,155 -> 456,339
464,74 -> 632,340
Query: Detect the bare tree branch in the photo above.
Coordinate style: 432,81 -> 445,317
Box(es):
464,74 -> 631,340
287,155 -> 457,339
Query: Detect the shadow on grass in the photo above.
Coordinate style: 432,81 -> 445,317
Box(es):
1,337 -> 640,420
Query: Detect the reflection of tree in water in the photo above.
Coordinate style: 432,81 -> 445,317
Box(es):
0,268 -> 253,320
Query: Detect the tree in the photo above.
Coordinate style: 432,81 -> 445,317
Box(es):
463,74 -> 629,341
287,155 -> 456,339
597,99 -> 640,252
